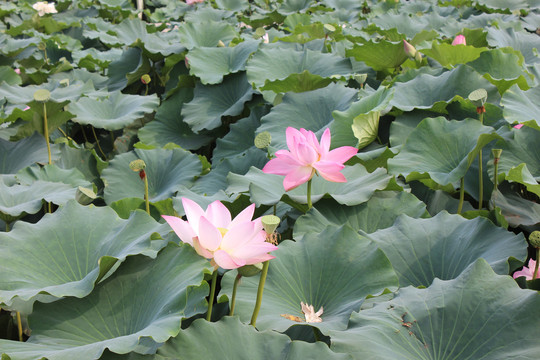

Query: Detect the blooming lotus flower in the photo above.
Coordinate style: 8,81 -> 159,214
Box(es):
452,35 -> 466,45
32,1 -> 57,16
262,127 -> 358,191
186,0 -> 204,4
513,259 -> 538,280
162,198 -> 277,269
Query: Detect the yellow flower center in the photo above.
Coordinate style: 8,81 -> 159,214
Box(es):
217,227 -> 228,237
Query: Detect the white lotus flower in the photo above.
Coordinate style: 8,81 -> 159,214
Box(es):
32,1 -> 58,16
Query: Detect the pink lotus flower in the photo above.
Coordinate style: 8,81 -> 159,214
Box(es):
513,259 -> 538,280
186,0 -> 204,4
403,40 -> 417,58
452,35 -> 466,45
514,124 -> 524,129
262,127 -> 358,191
14,68 -> 21,75
162,198 -> 277,269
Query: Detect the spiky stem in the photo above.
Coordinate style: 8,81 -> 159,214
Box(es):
250,260 -> 270,327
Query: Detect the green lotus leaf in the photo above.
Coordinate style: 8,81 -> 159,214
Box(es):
501,84 -> 540,128
500,163 -> 540,197
0,80 -> 94,105
487,27 -> 540,65
219,225 -> 398,334
102,147 -> 202,204
367,211 -> 527,287
67,92 -> 159,131
257,83 -> 358,150
420,42 -> 486,68
293,191 -> 428,241
491,187 -> 540,227
181,72 -> 255,132
227,164 -> 391,208
16,164 -> 91,188
0,243 -> 211,360
0,133 -> 58,175
188,40 -> 260,84
246,48 -> 353,92
467,49 -> 531,93
387,117 -> 500,187
177,21 -> 238,49
144,316 -> 351,360
0,201 -> 169,308
13,99 -> 75,141
106,47 -> 150,92
370,12 -> 460,39
0,181 -> 75,221
333,87 -> 394,149
477,0 -> 540,11
72,48 -> 124,71
53,143 -> 101,185
215,0 -> 250,11
346,40 -> 409,71
330,259 -> 540,360
137,89 -> 213,150
0,66 -> 22,86
390,65 -> 500,111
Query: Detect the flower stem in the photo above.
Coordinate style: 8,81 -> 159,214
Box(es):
5,222 -> 9,232
534,248 -> 539,280
92,126 -> 107,160
16,311 -> 23,341
143,174 -> 150,215
250,260 -> 270,327
477,112 -> 484,210
306,179 -> 312,211
493,158 -> 499,189
229,273 -> 242,316
206,269 -> 218,321
43,102 -> 51,165
457,177 -> 465,214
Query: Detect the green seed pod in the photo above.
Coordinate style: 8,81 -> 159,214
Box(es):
468,88 -> 488,107
141,74 -> 151,84
255,27 -> 266,38
129,159 -> 146,171
529,231 -> 540,248
261,215 -> 280,235
323,24 -> 336,34
254,132 -> 272,149
33,89 -> 51,102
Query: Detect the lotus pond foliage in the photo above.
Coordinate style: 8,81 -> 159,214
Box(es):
0,0 -> 539,359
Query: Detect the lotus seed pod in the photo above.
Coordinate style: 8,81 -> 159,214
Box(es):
323,24 -> 336,34
530,231 -> 540,248
60,79 -> 69,87
76,186 -> 97,205
492,149 -> 502,159
238,263 -> 263,277
354,74 -> 367,85
129,159 -> 146,171
255,27 -> 266,37
141,74 -> 151,84
255,132 -> 272,149
33,89 -> 51,102
261,215 -> 280,235
468,88 -> 488,107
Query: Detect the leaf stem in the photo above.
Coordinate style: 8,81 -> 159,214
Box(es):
43,102 -> 51,165
250,260 -> 270,327
457,177 -> 465,214
5,222 -> 9,232
91,126 -> 107,160
206,269 -> 218,321
534,248 -> 539,280
229,273 -> 242,316
306,179 -> 312,211
478,112 -> 484,210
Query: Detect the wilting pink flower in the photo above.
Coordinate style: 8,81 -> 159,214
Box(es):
262,127 -> 358,191
32,1 -> 57,16
452,35 -> 466,45
513,259 -> 538,280
162,198 -> 277,269
514,124 -> 524,129
186,0 -> 204,4
14,68 -> 21,75
403,40 -> 417,58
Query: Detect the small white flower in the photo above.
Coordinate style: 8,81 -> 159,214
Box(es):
32,1 -> 58,16
301,302 -> 323,323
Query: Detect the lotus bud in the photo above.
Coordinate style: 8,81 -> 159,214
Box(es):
452,35 -> 466,46
33,89 -> 51,102
238,262 -> 263,277
141,74 -> 151,85
530,231 -> 540,248
217,40 -> 225,47
403,40 -> 417,59
254,132 -> 272,149
261,215 -> 280,235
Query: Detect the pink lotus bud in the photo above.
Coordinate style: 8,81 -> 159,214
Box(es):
14,68 -> 21,75
452,35 -> 466,46
513,124 -> 523,129
403,40 -> 417,58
